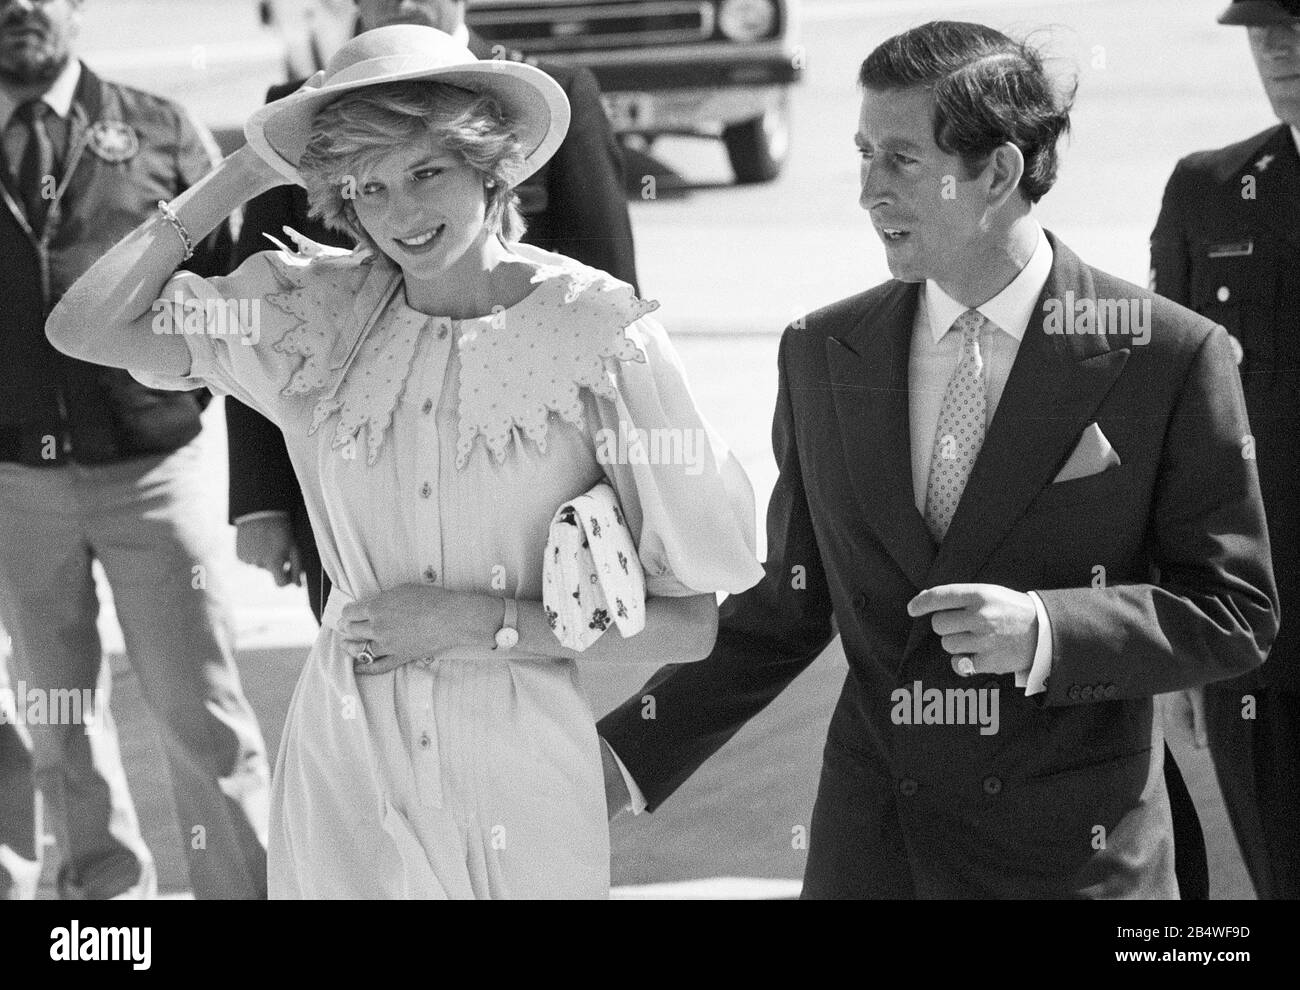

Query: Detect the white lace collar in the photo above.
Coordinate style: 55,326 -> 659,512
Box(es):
265,236 -> 658,467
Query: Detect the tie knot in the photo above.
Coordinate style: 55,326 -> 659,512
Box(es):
953,309 -> 987,342
14,100 -> 48,126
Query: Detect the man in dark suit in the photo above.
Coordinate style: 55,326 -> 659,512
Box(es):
227,0 -> 637,618
598,20 -> 1278,898
1151,0 -> 1300,900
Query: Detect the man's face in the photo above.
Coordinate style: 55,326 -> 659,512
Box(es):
354,0 -> 463,33
856,85 -> 994,286
0,0 -> 82,87
1249,22 -> 1300,128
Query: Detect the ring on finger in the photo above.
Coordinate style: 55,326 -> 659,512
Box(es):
953,655 -> 976,678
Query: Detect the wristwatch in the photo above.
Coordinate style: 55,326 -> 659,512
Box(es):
494,598 -> 519,651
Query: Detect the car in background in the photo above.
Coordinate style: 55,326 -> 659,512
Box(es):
468,0 -> 803,184
262,0 -> 803,185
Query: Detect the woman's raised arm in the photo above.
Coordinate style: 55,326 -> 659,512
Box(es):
46,143 -> 286,377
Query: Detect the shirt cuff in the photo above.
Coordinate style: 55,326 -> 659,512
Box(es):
233,510 -> 291,526
603,739 -> 648,815
1017,591 -> 1053,696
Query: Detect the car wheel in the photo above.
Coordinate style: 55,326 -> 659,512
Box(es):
723,97 -> 791,185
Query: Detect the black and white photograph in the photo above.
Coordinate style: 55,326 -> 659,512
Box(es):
0,0 -> 1295,967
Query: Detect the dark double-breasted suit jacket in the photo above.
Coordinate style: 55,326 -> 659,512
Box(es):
598,232 -> 1278,898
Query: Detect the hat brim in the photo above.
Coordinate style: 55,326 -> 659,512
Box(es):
1219,1 -> 1299,25
245,58 -> 571,187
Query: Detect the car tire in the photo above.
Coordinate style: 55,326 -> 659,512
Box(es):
723,97 -> 791,185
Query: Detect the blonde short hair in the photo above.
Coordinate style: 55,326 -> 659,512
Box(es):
298,80 -> 528,254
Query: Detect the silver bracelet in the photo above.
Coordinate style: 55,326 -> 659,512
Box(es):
156,200 -> 194,261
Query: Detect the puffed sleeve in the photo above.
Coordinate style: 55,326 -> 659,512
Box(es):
130,242 -> 370,427
587,313 -> 765,598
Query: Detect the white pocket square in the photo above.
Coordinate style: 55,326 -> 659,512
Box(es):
1053,423 -> 1121,483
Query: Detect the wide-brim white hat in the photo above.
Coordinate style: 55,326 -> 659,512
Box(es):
245,25 -> 571,187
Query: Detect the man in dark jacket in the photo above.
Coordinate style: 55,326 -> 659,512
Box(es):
227,0 -> 638,620
1151,0 -> 1300,900
0,0 -> 269,899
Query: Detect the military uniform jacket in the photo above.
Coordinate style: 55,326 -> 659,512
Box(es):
1151,123 -> 1300,693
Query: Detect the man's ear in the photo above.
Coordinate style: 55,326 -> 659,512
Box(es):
985,142 -> 1026,210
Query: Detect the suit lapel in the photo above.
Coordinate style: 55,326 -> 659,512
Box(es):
901,235 -> 1131,661
826,281 -> 936,590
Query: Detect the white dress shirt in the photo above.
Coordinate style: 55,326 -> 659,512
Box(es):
910,220 -> 1055,697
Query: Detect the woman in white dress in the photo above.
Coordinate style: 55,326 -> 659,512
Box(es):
46,25 -> 763,898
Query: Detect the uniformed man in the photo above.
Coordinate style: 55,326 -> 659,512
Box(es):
0,0 -> 270,898
1151,0 -> 1300,900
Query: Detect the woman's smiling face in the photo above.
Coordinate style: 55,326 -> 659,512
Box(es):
350,135 -> 490,276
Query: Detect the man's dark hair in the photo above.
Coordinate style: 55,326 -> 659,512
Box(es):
859,21 -> 1076,203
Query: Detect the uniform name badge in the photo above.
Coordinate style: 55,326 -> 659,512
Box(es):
86,120 -> 139,164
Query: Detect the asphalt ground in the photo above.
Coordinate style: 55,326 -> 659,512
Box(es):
13,0 -> 1270,896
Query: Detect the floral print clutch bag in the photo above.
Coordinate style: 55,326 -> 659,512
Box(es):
543,482 -> 647,652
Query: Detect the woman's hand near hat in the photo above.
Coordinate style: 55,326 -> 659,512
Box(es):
239,71 -> 330,187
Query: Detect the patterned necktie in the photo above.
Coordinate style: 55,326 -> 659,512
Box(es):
13,100 -> 57,235
924,309 -> 990,542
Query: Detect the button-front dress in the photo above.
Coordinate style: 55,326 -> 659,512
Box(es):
134,237 -> 764,898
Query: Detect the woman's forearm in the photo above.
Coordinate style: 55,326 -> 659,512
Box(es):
46,145 -> 284,367
510,594 -> 719,665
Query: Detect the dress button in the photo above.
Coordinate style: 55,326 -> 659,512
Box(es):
421,398 -> 433,414
853,592 -> 868,610
419,732 -> 431,750
423,565 -> 437,583
982,775 -> 1003,795
420,481 -> 432,498
437,322 -> 449,340
898,778 -> 918,797
1216,285 -> 1230,303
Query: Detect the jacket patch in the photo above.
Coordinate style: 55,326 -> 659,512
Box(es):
86,120 -> 139,163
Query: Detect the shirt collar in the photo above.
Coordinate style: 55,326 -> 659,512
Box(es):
924,219 -> 1053,344
0,58 -> 81,132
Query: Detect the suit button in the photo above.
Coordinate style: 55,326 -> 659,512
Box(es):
898,778 -> 918,797
1216,285 -> 1230,303
853,592 -> 868,610
1103,684 -> 1117,699
982,775 -> 1003,795
1068,685 -> 1082,701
